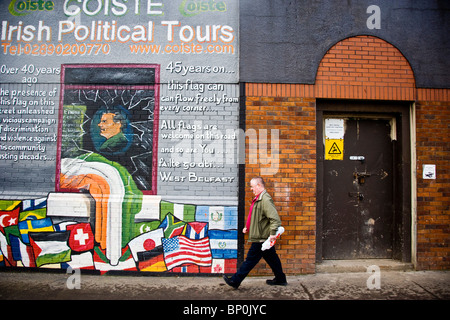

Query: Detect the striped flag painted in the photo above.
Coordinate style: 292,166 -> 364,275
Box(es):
195,206 -> 238,230
9,234 -> 35,267
137,246 -> 167,272
183,222 -> 208,240
208,229 -> 238,259
160,201 -> 195,222
162,236 -> 212,270
29,231 -> 71,268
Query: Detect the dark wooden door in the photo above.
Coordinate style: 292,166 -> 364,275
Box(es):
322,117 -> 394,259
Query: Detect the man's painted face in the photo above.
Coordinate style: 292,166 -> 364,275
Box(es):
98,113 -> 122,139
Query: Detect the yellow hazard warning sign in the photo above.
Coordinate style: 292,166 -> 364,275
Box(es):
325,139 -> 344,160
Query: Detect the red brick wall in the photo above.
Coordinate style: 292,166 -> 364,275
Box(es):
244,96 -> 317,275
243,35 -> 449,275
315,35 -> 416,100
415,97 -> 450,270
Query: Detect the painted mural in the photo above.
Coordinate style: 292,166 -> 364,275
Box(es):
58,64 -> 160,194
0,188 -> 238,274
0,1 -> 240,275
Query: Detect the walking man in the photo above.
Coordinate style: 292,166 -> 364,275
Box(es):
223,177 -> 287,289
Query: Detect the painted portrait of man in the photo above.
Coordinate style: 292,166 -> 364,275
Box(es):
97,111 -> 129,154
90,106 -> 132,156
59,64 -> 160,193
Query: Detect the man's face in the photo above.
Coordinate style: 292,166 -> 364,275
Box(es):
98,113 -> 122,139
250,180 -> 263,196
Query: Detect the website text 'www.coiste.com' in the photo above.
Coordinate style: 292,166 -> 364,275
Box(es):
129,43 -> 235,54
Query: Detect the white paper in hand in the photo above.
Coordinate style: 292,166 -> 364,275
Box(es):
261,226 -> 284,251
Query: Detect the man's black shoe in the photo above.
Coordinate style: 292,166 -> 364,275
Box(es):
266,278 -> 288,286
223,275 -> 239,289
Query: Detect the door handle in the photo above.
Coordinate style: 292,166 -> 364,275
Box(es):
353,171 -> 371,185
348,192 -> 364,201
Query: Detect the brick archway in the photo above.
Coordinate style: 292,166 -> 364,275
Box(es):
315,35 -> 416,100
245,36 -> 417,101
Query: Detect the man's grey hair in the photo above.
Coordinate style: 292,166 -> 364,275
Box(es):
251,176 -> 265,187
112,112 -> 127,130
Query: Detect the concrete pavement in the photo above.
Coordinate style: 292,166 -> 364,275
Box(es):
0,269 -> 449,300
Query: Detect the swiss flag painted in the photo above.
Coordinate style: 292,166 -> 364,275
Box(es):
67,223 -> 94,252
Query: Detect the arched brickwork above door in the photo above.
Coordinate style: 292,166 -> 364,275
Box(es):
245,36 -> 419,101
315,35 -> 415,100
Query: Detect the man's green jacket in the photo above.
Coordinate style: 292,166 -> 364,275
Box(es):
248,190 -> 282,243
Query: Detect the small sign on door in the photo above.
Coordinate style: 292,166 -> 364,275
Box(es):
325,119 -> 345,160
325,139 -> 344,160
325,118 -> 345,139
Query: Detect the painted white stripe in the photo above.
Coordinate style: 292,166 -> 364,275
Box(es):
209,239 -> 237,250
61,158 -> 125,266
34,240 -> 70,256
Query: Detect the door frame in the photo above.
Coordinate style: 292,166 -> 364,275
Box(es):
316,100 -> 412,263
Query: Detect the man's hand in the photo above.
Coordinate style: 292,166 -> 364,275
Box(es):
269,235 -> 277,242
242,227 -> 248,234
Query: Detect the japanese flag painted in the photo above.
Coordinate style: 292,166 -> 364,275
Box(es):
128,228 -> 164,262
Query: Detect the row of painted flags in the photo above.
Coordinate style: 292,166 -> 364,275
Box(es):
0,197 -> 238,274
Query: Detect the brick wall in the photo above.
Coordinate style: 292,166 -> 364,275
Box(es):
244,95 -> 317,275
244,35 -> 449,274
415,96 -> 450,270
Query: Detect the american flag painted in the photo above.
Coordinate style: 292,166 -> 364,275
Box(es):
162,236 -> 212,270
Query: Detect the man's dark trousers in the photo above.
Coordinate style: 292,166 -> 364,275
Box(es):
231,242 -> 286,285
